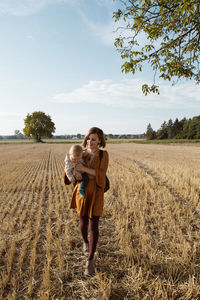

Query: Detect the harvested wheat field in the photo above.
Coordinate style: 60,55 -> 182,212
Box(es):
0,143 -> 200,300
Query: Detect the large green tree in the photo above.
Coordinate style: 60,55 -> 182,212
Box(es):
113,0 -> 200,94
23,111 -> 56,142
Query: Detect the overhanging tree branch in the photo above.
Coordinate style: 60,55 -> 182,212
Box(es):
113,0 -> 200,94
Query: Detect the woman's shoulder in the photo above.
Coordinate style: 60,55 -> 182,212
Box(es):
99,149 -> 108,159
100,149 -> 108,153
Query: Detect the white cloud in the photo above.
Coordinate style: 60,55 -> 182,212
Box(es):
0,0 -> 75,16
0,0 -> 114,16
0,0 -> 117,46
53,79 -> 200,109
73,0 -> 119,46
78,12 -> 116,46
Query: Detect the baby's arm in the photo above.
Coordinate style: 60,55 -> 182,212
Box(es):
65,155 -> 75,182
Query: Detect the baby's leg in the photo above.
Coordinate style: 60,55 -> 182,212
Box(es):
78,173 -> 89,198
80,173 -> 89,189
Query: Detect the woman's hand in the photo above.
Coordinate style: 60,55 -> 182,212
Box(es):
75,163 -> 86,172
76,163 -> 96,176
75,173 -> 82,180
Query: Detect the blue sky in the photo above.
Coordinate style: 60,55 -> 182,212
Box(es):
0,0 -> 199,135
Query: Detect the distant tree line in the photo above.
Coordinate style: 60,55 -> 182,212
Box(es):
146,115 -> 200,140
0,132 -> 145,140
0,111 -> 146,141
106,134 -> 145,139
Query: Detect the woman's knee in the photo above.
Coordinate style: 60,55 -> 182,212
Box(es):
89,216 -> 100,232
80,215 -> 89,230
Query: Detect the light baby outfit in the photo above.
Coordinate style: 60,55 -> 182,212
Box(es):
64,153 -> 88,198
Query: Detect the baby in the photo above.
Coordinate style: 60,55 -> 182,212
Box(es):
64,144 -> 88,198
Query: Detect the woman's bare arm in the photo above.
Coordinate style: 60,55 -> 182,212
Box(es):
76,164 -> 96,176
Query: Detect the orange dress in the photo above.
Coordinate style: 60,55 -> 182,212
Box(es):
70,150 -> 109,218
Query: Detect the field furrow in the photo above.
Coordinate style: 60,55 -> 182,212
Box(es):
0,143 -> 200,299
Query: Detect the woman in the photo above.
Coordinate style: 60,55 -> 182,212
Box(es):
70,127 -> 109,275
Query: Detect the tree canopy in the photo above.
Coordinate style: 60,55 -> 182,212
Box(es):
113,0 -> 200,94
23,111 -> 56,142
146,123 -> 156,139
146,115 -> 200,140
14,130 -> 24,138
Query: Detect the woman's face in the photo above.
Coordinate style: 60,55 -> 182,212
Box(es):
87,133 -> 100,151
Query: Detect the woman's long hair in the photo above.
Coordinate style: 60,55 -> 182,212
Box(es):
82,127 -> 106,148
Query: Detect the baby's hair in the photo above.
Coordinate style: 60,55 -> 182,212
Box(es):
69,144 -> 83,156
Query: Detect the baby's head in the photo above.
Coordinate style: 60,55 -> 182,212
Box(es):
69,144 -> 83,162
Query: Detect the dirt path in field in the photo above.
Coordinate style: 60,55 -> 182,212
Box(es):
113,154 -> 200,219
52,199 -> 128,300
37,149 -> 130,299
